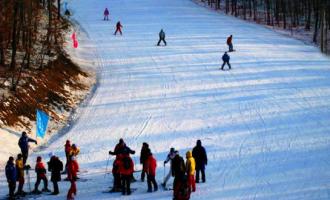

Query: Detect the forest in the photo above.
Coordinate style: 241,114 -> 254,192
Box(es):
0,0 -> 65,92
199,0 -> 330,54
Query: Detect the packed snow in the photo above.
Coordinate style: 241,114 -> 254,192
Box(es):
1,0 -> 330,199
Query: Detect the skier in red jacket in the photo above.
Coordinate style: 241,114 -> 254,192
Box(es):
114,21 -> 123,36
144,150 -> 158,192
33,156 -> 50,193
67,156 -> 79,200
104,8 -> 109,21
226,35 -> 234,52
119,153 -> 134,195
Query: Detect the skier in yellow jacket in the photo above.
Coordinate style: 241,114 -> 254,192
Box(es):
186,151 -> 196,192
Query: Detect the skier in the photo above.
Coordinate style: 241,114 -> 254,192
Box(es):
119,153 -> 134,195
109,138 -> 135,156
221,52 -> 231,70
140,142 -> 150,182
161,147 -> 177,188
15,154 -> 26,196
48,155 -> 63,195
171,151 -> 186,200
157,29 -> 167,46
185,151 -> 196,192
110,154 -> 122,192
192,140 -> 207,183
114,21 -> 123,35
104,8 -> 110,21
64,140 -> 71,173
67,156 -> 79,200
33,156 -> 50,194
5,156 -> 16,200
145,149 -> 158,192
226,35 -> 234,52
18,131 -> 37,165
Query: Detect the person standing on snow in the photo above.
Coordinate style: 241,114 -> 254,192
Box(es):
171,151 -> 186,200
114,21 -> 123,35
162,147 -> 177,188
140,142 -> 150,182
157,29 -> 167,46
48,155 -> 63,195
18,131 -> 37,165
110,154 -> 122,192
6,156 -> 16,200
104,8 -> 110,21
226,35 -> 234,52
192,140 -> 207,183
144,149 -> 158,192
63,140 -> 71,174
221,52 -> 231,70
67,156 -> 79,200
33,156 -> 50,194
186,151 -> 196,192
15,154 -> 26,196
119,152 -> 134,195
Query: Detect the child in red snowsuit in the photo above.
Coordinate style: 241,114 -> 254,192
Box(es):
119,154 -> 134,195
114,21 -> 123,35
34,156 -> 50,193
67,156 -> 79,200
104,8 -> 109,21
111,155 -> 122,192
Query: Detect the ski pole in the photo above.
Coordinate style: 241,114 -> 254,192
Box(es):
104,155 -> 111,178
26,169 -> 31,192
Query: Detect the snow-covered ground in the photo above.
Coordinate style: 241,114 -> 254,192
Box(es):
2,0 -> 330,199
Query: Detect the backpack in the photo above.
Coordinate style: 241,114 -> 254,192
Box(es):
123,157 -> 131,170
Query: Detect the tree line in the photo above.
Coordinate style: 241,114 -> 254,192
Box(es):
0,0 -> 65,92
200,0 -> 330,54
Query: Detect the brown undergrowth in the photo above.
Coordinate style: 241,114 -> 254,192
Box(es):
0,53 -> 89,131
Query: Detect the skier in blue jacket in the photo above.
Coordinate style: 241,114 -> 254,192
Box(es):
18,131 -> 37,165
6,156 -> 17,199
221,52 -> 231,70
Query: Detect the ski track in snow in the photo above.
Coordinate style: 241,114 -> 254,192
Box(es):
2,0 -> 330,199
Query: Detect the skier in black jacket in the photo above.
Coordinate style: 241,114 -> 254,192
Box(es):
171,151 -> 186,199
48,156 -> 63,195
192,140 -> 207,183
140,142 -> 150,182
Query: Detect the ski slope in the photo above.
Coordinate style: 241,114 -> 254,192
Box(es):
2,0 -> 330,199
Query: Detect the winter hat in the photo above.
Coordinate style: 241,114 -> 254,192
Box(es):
22,131 -> 27,136
143,142 -> 149,148
72,144 -> 77,148
170,147 -> 175,153
37,156 -> 42,162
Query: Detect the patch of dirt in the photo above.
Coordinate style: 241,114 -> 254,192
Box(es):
0,53 -> 89,131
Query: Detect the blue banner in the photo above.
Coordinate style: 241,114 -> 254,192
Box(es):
36,109 -> 49,138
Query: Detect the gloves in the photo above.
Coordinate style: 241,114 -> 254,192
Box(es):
109,151 -> 113,155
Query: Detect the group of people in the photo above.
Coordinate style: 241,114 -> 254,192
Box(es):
106,138 -> 208,200
5,132 -> 80,200
6,132 -> 208,200
103,8 -> 167,44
